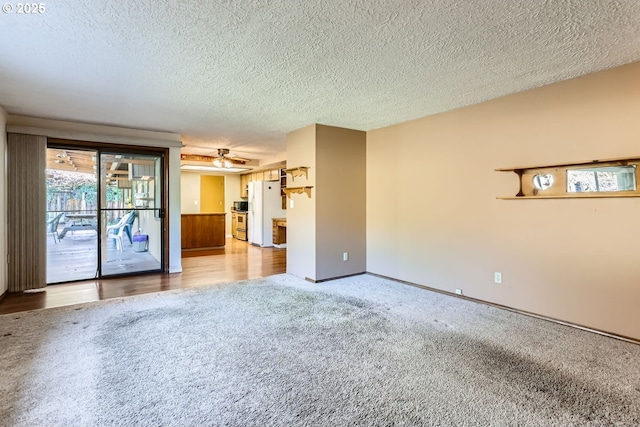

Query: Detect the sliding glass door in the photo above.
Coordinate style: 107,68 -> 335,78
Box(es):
46,147 -> 99,283
99,152 -> 163,277
46,145 -> 165,283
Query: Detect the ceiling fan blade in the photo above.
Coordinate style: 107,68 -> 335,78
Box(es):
226,157 -> 247,165
227,154 -> 250,162
180,153 -> 247,165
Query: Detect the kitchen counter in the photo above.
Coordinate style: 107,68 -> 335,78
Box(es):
181,213 -> 226,249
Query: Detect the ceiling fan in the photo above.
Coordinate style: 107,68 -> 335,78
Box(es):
212,148 -> 239,168
180,148 -> 249,167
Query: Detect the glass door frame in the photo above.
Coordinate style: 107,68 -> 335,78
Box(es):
47,138 -> 170,281
98,150 -> 164,277
45,145 -> 100,284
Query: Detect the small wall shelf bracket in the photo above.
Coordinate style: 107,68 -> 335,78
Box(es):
285,167 -> 309,182
283,186 -> 313,198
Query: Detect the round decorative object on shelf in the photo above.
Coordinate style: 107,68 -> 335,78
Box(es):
532,173 -> 554,190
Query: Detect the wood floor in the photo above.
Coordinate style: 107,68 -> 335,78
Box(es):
0,238 -> 286,315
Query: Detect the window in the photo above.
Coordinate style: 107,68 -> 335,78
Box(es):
567,166 -> 636,193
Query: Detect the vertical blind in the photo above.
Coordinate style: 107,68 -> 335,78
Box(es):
7,133 -> 47,292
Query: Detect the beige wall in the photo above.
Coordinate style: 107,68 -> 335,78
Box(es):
286,124 -> 366,281
200,175 -> 225,213
367,61 -> 640,340
0,107 -> 7,295
180,173 -> 201,214
316,125 -> 366,280
286,125 -> 317,280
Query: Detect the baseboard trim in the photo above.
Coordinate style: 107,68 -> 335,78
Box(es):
305,272 -> 366,284
181,246 -> 225,251
368,272 -> 640,346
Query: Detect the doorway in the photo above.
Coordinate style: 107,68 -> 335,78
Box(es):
46,145 -> 165,284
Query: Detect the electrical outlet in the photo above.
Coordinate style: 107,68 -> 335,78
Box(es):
343,252 -> 349,261
494,272 -> 502,284
455,289 -> 463,295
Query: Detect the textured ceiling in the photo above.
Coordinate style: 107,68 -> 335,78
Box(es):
1,0 -> 640,160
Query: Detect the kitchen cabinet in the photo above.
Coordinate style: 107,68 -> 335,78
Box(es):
241,168 -> 285,198
272,218 -> 287,245
240,174 -> 249,198
264,169 -> 279,181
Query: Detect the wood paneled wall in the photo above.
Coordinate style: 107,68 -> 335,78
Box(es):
7,133 -> 47,292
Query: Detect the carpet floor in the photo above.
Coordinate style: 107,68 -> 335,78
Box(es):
1,273 -> 639,426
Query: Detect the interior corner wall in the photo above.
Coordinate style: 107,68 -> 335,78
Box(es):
315,125 -> 366,281
0,107 -> 7,296
366,61 -> 640,340
286,124 -> 317,280
168,146 -> 182,273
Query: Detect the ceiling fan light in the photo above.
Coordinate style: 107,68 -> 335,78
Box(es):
224,159 -> 232,168
213,158 -> 222,167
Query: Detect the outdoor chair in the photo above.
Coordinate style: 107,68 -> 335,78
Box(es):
106,212 -> 133,252
47,213 -> 64,244
123,210 -> 137,244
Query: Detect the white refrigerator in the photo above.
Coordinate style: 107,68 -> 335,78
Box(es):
248,181 -> 285,247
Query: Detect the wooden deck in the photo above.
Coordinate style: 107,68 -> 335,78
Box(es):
47,227 -> 160,283
1,238 -> 286,314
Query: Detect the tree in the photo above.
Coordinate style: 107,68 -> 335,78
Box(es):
46,169 -> 123,211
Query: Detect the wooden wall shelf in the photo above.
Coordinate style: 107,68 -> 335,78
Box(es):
496,156 -> 640,172
497,156 -> 640,199
283,186 -> 313,198
498,193 -> 640,200
285,167 -> 309,182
